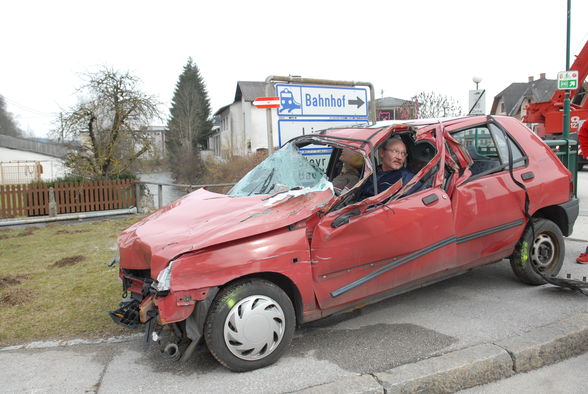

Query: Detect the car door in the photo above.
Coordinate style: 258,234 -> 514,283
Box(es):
449,122 -> 528,267
309,132 -> 457,311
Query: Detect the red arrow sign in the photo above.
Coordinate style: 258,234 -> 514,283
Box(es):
253,96 -> 280,108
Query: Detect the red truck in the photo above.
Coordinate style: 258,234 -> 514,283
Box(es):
523,40 -> 588,168
110,115 -> 578,371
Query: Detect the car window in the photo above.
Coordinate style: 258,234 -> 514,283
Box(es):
452,126 -> 502,176
488,123 -> 526,168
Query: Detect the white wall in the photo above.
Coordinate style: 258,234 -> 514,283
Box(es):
0,147 -> 68,184
216,102 -> 280,158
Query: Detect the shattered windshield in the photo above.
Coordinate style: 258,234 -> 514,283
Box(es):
228,142 -> 331,197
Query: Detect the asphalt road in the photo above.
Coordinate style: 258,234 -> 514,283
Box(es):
1,171 -> 587,393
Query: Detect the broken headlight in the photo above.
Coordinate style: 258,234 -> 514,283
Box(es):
155,261 -> 174,292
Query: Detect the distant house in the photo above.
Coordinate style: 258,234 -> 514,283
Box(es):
376,97 -> 416,121
141,125 -> 166,159
0,135 -> 68,184
490,74 -> 558,120
207,81 -> 279,158
78,125 -> 167,160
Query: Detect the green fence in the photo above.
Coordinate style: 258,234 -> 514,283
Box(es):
545,139 -> 578,197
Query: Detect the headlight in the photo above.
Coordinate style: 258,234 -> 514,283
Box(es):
156,261 -> 174,292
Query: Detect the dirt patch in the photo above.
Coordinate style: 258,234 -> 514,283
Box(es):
0,287 -> 35,306
50,255 -> 86,268
0,274 -> 30,290
0,227 -> 38,239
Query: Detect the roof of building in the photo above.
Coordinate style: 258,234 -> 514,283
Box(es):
213,104 -> 231,116
234,81 -> 269,103
491,78 -> 557,115
376,97 -> 413,108
0,134 -> 68,158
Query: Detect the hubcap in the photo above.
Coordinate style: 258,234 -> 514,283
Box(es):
531,233 -> 556,270
223,295 -> 285,361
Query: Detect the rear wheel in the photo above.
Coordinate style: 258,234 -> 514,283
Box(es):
204,279 -> 295,372
510,218 -> 564,285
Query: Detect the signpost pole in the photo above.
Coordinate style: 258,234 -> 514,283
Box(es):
265,81 -> 275,154
562,0 -> 572,172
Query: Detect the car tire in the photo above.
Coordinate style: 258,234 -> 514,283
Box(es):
510,218 -> 565,285
204,279 -> 295,372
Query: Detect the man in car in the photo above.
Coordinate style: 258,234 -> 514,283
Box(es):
360,137 -> 417,197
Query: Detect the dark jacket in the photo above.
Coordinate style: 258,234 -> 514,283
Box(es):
360,167 -> 418,198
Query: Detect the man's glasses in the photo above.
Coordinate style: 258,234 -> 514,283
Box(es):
385,148 -> 407,158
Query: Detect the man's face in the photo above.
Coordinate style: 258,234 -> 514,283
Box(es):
380,140 -> 407,171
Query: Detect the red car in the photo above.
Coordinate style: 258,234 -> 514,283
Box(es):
110,115 -> 578,371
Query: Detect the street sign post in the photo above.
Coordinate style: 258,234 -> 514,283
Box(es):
557,70 -> 579,90
468,89 -> 486,115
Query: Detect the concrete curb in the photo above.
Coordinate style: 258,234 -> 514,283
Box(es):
495,313 -> 588,373
293,313 -> 588,393
0,333 -> 142,352
0,207 -> 137,227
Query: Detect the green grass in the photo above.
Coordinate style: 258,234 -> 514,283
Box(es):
0,216 -> 143,346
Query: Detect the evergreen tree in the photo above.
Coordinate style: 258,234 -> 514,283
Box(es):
166,58 -> 212,183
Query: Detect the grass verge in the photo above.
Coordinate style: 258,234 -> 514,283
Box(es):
0,216 -> 143,346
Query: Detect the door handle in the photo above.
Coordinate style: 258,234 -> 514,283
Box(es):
332,208 -> 361,228
521,171 -> 535,181
422,194 -> 438,206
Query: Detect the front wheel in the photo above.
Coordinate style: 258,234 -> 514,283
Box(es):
510,218 -> 565,285
204,279 -> 295,372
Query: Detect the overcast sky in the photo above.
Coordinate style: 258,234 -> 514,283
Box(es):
2,0 -> 587,138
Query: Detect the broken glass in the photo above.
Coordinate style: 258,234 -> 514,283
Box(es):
228,143 -> 331,197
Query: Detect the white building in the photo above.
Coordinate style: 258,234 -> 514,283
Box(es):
0,135 -> 68,184
208,81 -> 279,158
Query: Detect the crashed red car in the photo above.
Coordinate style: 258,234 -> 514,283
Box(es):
110,115 -> 578,371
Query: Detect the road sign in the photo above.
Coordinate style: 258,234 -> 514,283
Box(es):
468,89 -> 485,115
253,96 -> 281,108
277,119 -> 369,171
277,119 -> 368,146
557,70 -> 579,90
275,84 -> 369,117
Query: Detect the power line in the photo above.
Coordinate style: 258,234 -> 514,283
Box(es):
1,95 -> 54,117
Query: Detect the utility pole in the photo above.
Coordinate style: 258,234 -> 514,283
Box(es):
563,0 -> 571,141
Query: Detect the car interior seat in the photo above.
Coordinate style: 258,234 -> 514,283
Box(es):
467,145 -> 500,175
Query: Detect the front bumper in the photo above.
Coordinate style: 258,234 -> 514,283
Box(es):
109,298 -> 142,328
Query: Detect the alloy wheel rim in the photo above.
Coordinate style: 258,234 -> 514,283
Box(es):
223,295 -> 285,361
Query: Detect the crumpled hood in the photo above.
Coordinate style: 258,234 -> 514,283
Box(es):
118,187 -> 333,274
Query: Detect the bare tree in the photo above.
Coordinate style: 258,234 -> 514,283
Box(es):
58,68 -> 160,177
412,91 -> 462,119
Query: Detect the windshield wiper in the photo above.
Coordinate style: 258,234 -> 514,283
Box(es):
257,168 -> 275,195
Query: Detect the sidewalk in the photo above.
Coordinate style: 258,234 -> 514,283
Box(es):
1,313 -> 587,393
295,313 -> 588,393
